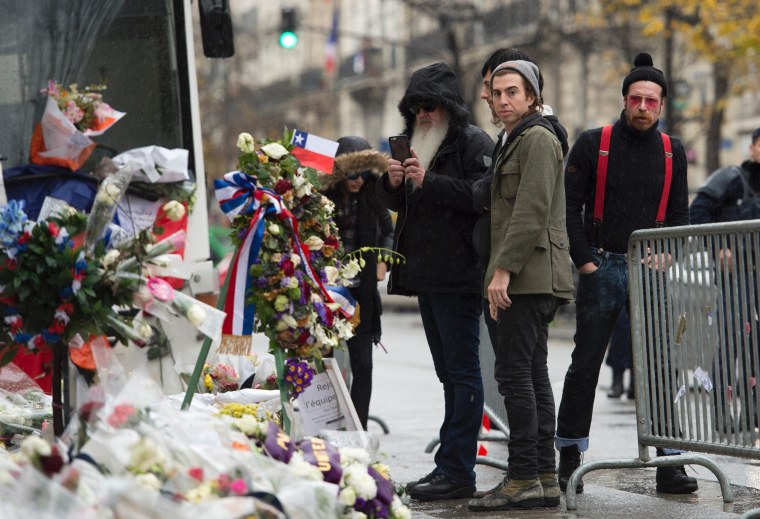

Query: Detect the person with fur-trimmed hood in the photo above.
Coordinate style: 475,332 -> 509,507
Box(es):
377,62 -> 494,501
321,136 -> 394,430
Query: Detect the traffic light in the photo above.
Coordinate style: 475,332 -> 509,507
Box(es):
279,8 -> 298,49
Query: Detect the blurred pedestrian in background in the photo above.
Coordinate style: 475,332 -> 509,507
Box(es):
605,308 -> 634,399
467,60 -> 573,512
555,52 -> 695,495
690,126 -> 760,432
378,62 -> 493,501
322,136 -> 394,430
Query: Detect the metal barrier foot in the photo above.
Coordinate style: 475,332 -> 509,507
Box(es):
564,454 -> 734,511
367,414 -> 390,434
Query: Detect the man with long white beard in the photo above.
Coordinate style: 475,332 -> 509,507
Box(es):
377,62 -> 494,501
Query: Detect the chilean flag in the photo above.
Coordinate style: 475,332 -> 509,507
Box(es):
290,130 -> 339,174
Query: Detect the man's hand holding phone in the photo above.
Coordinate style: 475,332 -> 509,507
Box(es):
387,134 -> 425,189
387,135 -> 411,189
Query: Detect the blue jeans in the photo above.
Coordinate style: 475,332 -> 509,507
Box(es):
495,294 -> 559,479
556,250 -> 628,451
418,291 -> 484,484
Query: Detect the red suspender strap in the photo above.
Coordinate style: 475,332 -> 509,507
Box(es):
656,132 -> 673,227
592,125 -> 613,248
593,125 -> 613,223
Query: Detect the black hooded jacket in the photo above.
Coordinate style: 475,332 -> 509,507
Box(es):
377,62 -> 494,295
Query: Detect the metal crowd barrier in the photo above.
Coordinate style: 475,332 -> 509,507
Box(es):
567,220 -> 760,509
423,316 -> 510,469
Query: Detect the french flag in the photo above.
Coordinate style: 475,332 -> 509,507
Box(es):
324,7 -> 338,75
290,129 -> 339,174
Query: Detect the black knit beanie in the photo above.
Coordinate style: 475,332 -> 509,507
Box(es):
621,53 -> 668,98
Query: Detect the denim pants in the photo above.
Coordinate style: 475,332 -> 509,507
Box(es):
556,250 -> 628,451
495,294 -> 560,479
417,291 -> 484,485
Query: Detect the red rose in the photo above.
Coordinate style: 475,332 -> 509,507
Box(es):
48,221 -> 60,237
282,260 -> 295,276
274,179 -> 292,194
324,236 -> 340,249
4,257 -> 17,270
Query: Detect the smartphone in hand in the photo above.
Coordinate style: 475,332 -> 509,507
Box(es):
388,134 -> 411,163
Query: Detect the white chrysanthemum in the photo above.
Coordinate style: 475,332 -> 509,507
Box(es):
288,452 -> 323,481
390,495 -> 411,519
339,486 -> 357,506
186,481 -> 214,503
20,435 -> 51,459
286,276 -> 299,289
135,472 -> 162,491
261,142 -> 289,160
127,437 -> 167,474
236,132 -> 255,154
234,414 -> 262,436
344,465 -> 377,500
271,253 -> 283,263
339,447 -> 371,467
324,266 -> 340,284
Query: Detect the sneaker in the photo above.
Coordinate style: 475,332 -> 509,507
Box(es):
408,473 -> 476,501
467,477 -> 544,511
558,447 -> 584,493
656,465 -> 698,494
539,473 -> 561,507
405,469 -> 438,491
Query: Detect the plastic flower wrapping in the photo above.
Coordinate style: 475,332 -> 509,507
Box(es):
215,130 -> 362,392
30,80 -> 125,171
0,345 -> 411,519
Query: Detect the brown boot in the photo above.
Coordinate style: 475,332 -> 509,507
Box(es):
539,473 -> 560,507
467,477 -> 544,511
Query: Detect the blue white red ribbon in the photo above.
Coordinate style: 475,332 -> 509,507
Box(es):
214,171 -> 338,336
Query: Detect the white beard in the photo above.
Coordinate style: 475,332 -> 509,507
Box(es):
410,115 -> 450,171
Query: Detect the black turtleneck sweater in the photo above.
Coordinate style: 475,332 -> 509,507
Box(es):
564,115 -> 690,267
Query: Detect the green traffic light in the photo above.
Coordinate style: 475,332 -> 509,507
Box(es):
279,31 -> 298,49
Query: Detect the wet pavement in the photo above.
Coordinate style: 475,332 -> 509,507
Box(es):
369,312 -> 760,518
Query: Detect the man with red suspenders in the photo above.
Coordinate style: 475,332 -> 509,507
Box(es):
555,53 -> 695,494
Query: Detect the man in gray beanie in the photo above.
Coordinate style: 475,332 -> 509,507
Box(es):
555,52 -> 696,495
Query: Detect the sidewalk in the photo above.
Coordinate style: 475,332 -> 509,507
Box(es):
369,312 -> 760,518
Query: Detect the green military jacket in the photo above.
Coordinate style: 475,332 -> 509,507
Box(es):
484,124 -> 574,302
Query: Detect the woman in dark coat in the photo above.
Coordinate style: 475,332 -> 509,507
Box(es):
322,136 -> 394,430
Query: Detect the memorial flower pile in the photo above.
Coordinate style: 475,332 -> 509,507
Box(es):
0,166 -> 200,377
